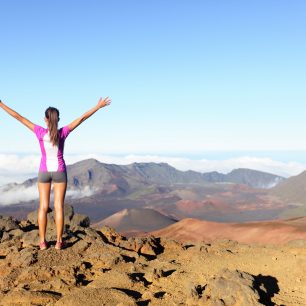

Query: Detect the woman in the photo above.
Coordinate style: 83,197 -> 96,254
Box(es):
0,97 -> 111,250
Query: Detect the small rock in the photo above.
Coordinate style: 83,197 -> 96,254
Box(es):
98,225 -> 125,243
123,236 -> 164,257
72,240 -> 90,253
18,248 -> 38,267
142,291 -> 154,299
70,213 -> 90,229
8,228 -> 24,239
21,229 -> 39,248
0,215 -> 20,232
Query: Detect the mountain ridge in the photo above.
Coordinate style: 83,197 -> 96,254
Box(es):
2,158 -> 285,192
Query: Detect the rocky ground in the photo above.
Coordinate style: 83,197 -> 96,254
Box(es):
0,204 -> 306,305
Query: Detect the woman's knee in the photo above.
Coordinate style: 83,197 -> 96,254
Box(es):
38,206 -> 49,214
54,201 -> 64,212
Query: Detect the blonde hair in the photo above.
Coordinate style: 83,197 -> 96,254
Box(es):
45,107 -> 60,146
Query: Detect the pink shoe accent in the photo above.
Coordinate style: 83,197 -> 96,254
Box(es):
55,241 -> 66,250
39,241 -> 48,250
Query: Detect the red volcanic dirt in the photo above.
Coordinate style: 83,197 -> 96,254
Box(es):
150,217 -> 306,245
164,192 -> 287,219
175,199 -> 228,214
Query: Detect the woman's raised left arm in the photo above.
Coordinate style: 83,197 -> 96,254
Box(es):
0,100 -> 35,131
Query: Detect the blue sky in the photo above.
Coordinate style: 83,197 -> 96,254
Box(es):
1,0 -> 306,158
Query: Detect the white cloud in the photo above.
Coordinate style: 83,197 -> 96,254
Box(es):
0,154 -> 39,172
0,154 -> 38,185
66,186 -> 98,199
0,184 -> 38,205
0,181 -> 97,206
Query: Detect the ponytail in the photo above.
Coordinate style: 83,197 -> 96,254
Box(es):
45,107 -> 60,146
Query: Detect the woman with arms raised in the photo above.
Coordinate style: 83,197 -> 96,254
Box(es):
0,97 -> 111,250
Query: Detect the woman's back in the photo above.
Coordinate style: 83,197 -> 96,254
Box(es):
34,124 -> 71,172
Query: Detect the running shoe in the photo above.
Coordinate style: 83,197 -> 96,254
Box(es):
39,241 -> 48,250
55,241 -> 66,250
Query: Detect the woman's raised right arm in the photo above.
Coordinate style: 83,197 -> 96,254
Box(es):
67,97 -> 111,132
0,100 -> 35,131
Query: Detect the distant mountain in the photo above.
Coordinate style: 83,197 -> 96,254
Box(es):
0,159 -> 284,207
203,168 -> 284,189
150,216 -> 306,244
269,171 -> 306,221
92,207 -> 177,236
7,159 -> 285,192
270,170 -> 306,203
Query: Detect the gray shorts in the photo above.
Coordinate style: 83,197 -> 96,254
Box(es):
38,171 -> 67,183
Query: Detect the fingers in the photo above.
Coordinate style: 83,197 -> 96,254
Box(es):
104,97 -> 111,105
98,96 -> 112,108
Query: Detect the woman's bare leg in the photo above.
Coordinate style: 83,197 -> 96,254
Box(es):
38,182 -> 51,243
53,182 -> 67,242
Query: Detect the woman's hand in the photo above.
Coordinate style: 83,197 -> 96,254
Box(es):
97,97 -> 111,109
68,97 -> 112,132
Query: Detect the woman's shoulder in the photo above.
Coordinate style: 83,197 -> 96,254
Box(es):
58,125 -> 71,139
34,124 -> 47,130
34,124 -> 48,138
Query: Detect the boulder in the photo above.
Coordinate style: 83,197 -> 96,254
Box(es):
21,229 -> 40,248
98,225 -> 126,244
186,268 -> 262,306
70,213 -> 90,230
122,236 -> 164,257
0,215 -> 20,232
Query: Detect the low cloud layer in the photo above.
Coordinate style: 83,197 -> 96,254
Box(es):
0,184 -> 38,205
66,186 -> 98,199
0,183 -> 97,206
